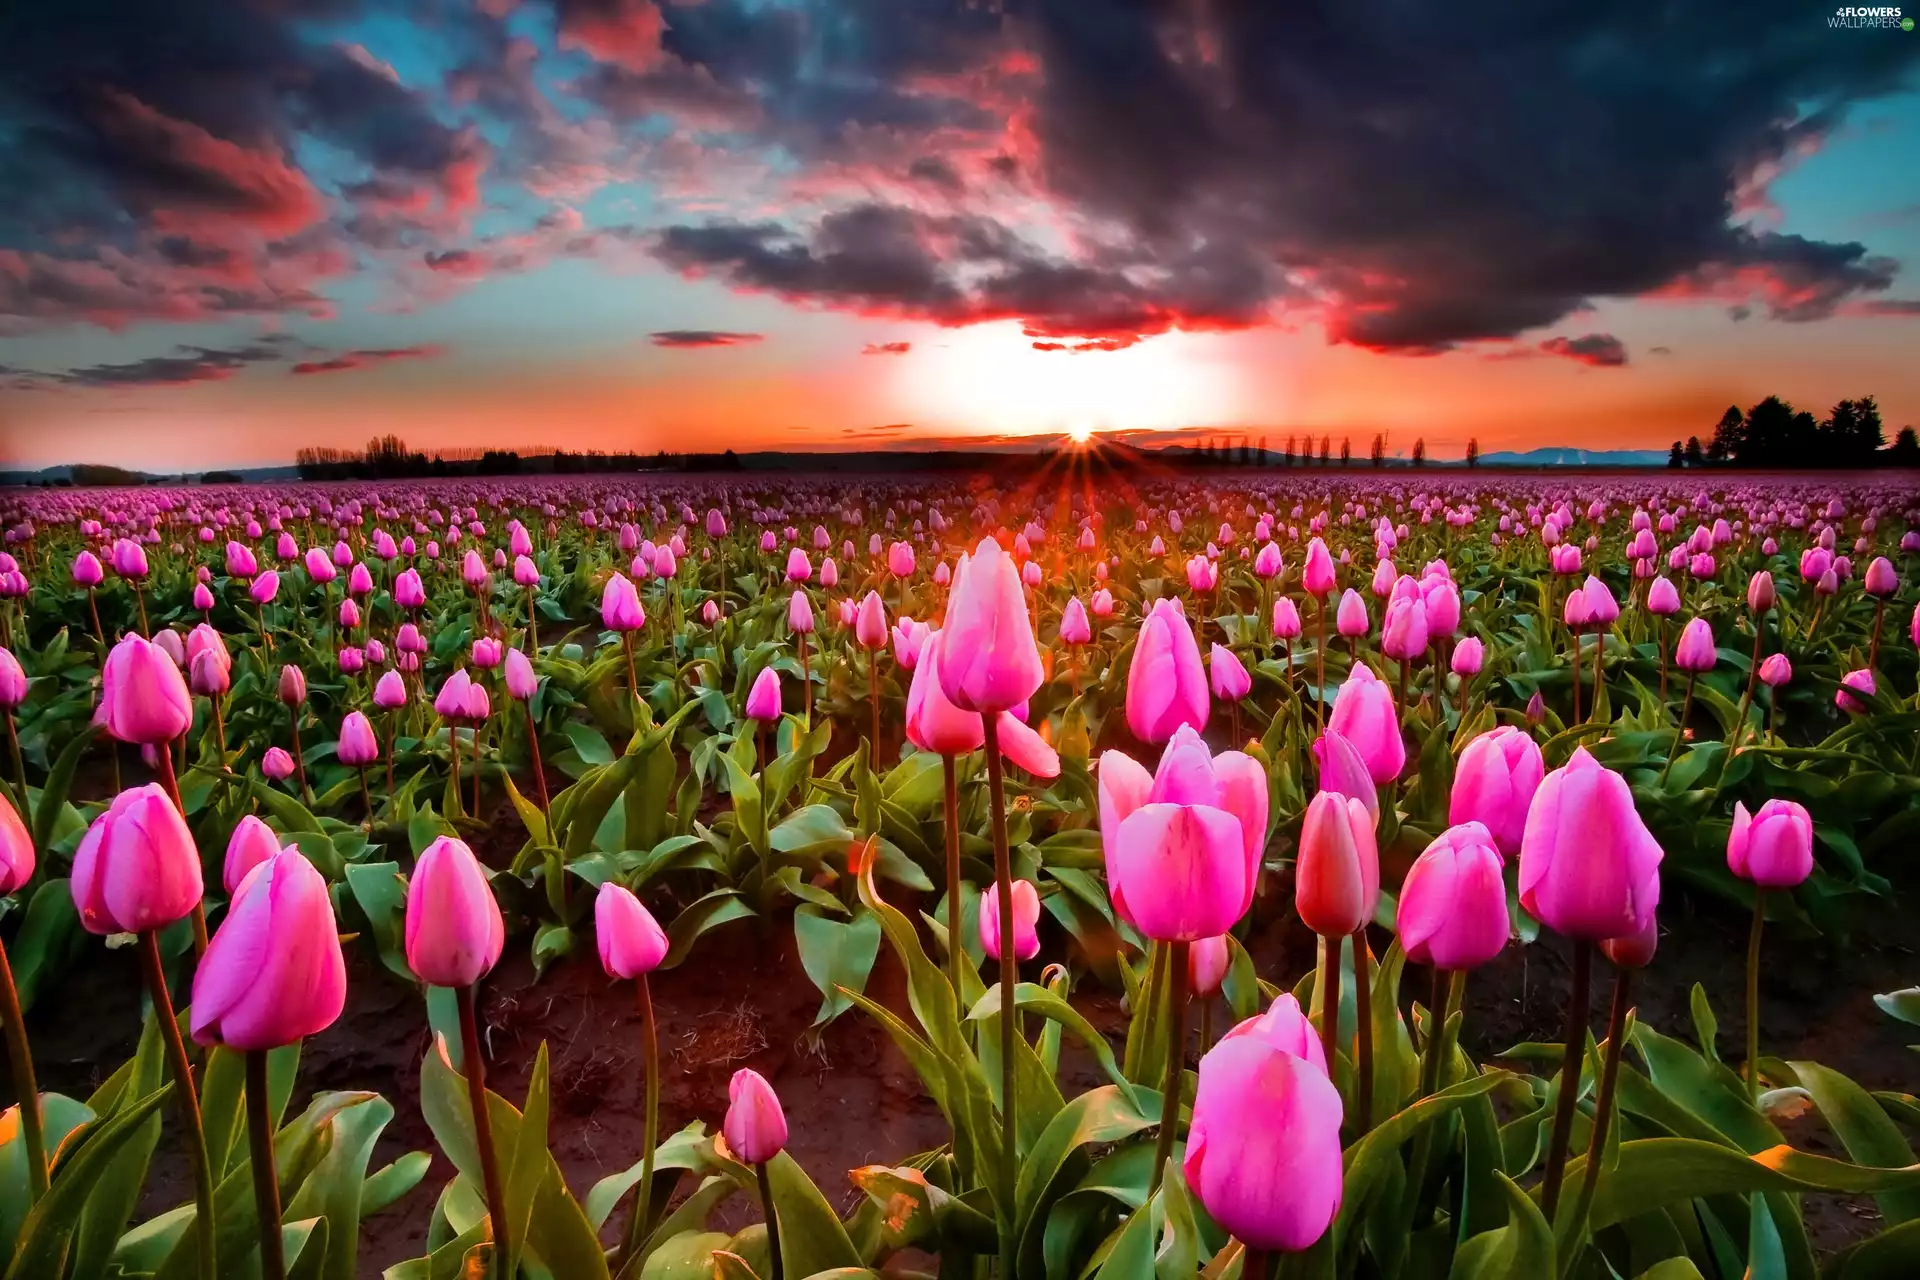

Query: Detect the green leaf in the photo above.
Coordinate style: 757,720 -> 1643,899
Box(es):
1874,989 -> 1920,1028
662,889 -> 755,968
1825,1217 -> 1920,1279
283,1093 -> 414,1280
6,878 -> 85,1014
33,724 -> 94,853
1448,1173 -> 1553,1280
0,1092 -> 94,1259
796,905 -> 882,1027
1790,1059 -> 1920,1225
1014,1084 -> 1160,1273
762,1149 -> 865,1276
1577,1137 -> 1920,1232
4,1084 -> 172,1280
344,862 -> 414,981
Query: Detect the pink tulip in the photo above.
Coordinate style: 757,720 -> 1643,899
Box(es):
72,550 -> 105,587
1581,576 -> 1619,629
1091,588 -> 1115,617
250,570 -> 280,605
1335,589 -> 1369,638
338,711 -> 379,766
1673,617 -> 1716,672
1209,644 -> 1251,701
601,573 -> 645,632
1865,556 -> 1897,598
1059,597 -> 1092,645
373,670 -> 409,709
993,711 -> 1060,778
1449,726 -> 1544,858
513,555 -> 539,588
303,547 -> 336,584
505,648 -> 537,701
855,591 -> 888,648
1302,537 -> 1336,596
906,630 -> 985,756
1758,652 -> 1792,687
404,835 -> 505,987
1272,597 -> 1302,640
1421,575 -> 1462,637
1646,576 -> 1680,616
1126,598 -> 1210,743
394,568 -> 426,609
595,881 -> 668,978
1747,571 -> 1776,614
1396,823 -> 1510,970
745,667 -> 782,722
191,849 -> 346,1050
1450,635 -> 1484,676
111,538 -> 149,579
1189,934 -> 1230,997
1294,790 -> 1378,938
1836,668 -> 1875,714
71,784 -> 203,935
888,541 -> 916,578
0,647 -> 27,709
224,815 -> 282,894
979,879 -> 1041,961
1727,799 -> 1813,888
0,790 -> 34,894
1381,593 -> 1429,659
435,670 -> 473,720
723,1068 -> 788,1164
100,634 -> 193,745
1310,730 -> 1378,819
262,747 -> 296,781
1518,747 -> 1662,940
1184,1023 -> 1343,1253
1327,663 -> 1403,784
1099,727 -> 1265,940
786,548 -> 812,582
936,537 -> 1043,714
788,589 -> 815,635
1254,542 -> 1283,579
820,557 -> 839,588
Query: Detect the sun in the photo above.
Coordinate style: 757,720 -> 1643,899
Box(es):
1068,423 -> 1095,444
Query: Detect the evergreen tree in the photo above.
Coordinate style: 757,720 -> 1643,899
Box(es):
1684,436 -> 1705,467
1708,405 -> 1745,464
1371,434 -> 1385,467
1668,440 -> 1685,469
1339,437 -> 1351,465
1465,437 -> 1480,467
1890,426 -> 1920,466
1412,437 -> 1426,467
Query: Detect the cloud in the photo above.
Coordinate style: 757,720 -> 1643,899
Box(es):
1539,333 -> 1629,368
648,329 -> 764,347
12,341 -> 290,390
1850,298 -> 1920,316
861,340 -> 911,355
1032,336 -> 1137,352
290,345 -> 446,375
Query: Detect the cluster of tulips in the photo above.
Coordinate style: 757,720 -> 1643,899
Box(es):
0,470 -> 1917,1279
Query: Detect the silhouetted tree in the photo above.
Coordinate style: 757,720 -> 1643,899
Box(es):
1891,426 -> 1920,466
1318,435 -> 1332,463
1684,436 -> 1704,467
1668,441 -> 1685,469
1707,406 -> 1744,463
1465,437 -> 1480,468
1284,435 -> 1296,466
1371,434 -> 1385,467
1339,437 -> 1351,465
1411,437 -> 1426,467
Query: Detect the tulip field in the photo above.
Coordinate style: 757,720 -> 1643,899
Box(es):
3,469 -> 1920,1280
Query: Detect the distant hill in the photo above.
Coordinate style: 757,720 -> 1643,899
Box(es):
1478,447 -> 1668,467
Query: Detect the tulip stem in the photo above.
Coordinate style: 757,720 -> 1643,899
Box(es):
797,630 -> 812,726
1656,672 -> 1695,789
1150,939 -> 1190,1196
5,711 -> 25,806
1569,633 -> 1582,724
622,632 -> 639,725
868,654 -> 882,768
1540,940 -> 1592,1220
942,754 -> 964,1001
1353,928 -> 1374,1133
139,930 -> 216,1280
621,975 -> 661,1264
1869,598 -> 1886,671
246,1050 -> 286,1280
456,983 -> 511,1280
1318,933 -> 1341,1073
756,1160 -> 784,1280
1314,596 -> 1327,735
1239,1244 -> 1271,1279
1746,891 -> 1765,1103
0,939 -> 47,1204
1571,966 -> 1633,1236
979,713 -> 1019,1280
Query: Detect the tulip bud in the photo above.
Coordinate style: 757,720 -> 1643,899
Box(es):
338,711 -> 379,766
224,814 -> 282,894
71,784 -> 204,934
595,881 -> 668,979
723,1068 -> 788,1165
1302,537 -> 1336,597
1396,823 -> 1510,970
1646,576 -> 1680,616
1335,589 -> 1369,638
1294,790 -> 1379,938
1865,556 -> 1898,598
1673,617 -> 1716,672
372,670 -> 409,710
405,836 -> 505,987
854,590 -> 888,648
936,537 -> 1043,714
601,572 -> 646,632
1450,635 -> 1484,676
1,789 -> 35,894
1127,598 -> 1209,743
1518,747 -> 1662,941
1727,799 -> 1813,888
1758,652 -> 1791,687
1327,664 -> 1403,784
262,746 -> 296,780
1836,668 -> 1875,714
74,550 -> 106,587
100,634 -> 193,745
1449,726 -> 1543,858
0,647 -> 28,710
191,849 -> 346,1050
1189,934 -> 1231,997
744,666 -> 782,722
1600,916 -> 1658,969
1271,597 -> 1302,640
1059,597 -> 1092,645
1209,644 -> 1252,701
1746,571 -> 1776,614
979,878 -> 1041,961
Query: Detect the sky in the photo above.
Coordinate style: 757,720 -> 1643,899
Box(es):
2,0 -> 1919,471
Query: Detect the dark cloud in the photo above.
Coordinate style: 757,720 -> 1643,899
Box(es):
1539,333 -> 1629,368
648,329 -> 764,347
291,345 -> 446,375
862,341 -> 912,354
14,341 -> 289,390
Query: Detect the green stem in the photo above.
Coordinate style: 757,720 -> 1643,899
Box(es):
1353,928 -> 1373,1133
0,939 -> 47,1202
943,754 -> 963,1001
980,714 -> 1018,1280
1318,933 -> 1341,1074
757,1160 -> 784,1280
457,984 -> 511,1280
1540,941 -> 1592,1220
1150,940 -> 1191,1195
1746,891 -> 1765,1103
621,976 -> 661,1263
1568,967 -> 1633,1247
138,931 -> 215,1280
246,1050 -> 286,1280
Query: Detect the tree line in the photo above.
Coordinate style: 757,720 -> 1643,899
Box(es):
1182,434 -> 1461,467
1669,395 -> 1919,468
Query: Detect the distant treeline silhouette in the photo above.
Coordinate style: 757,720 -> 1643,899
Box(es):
1670,395 -> 1918,468
293,436 -> 745,480
1175,433 -> 1461,467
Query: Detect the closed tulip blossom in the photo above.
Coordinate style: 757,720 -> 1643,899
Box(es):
1451,634 -> 1484,675
979,879 -> 1041,961
744,666 -> 782,723
1335,588 -> 1369,639
905,629 -> 985,757
1189,934 -> 1231,1000
1727,799 -> 1813,888
855,590 -> 888,647
1184,1020 -> 1344,1256
1396,823 -> 1511,971
1674,617 -> 1716,672
1272,597 -> 1302,639
71,784 -> 203,935
595,881 -> 668,978
1327,663 -> 1404,785
0,646 -> 26,709
1210,644 -> 1252,737
1646,576 -> 1680,616
1294,789 -> 1379,940
1127,597 -> 1210,742
936,536 -> 1044,714
404,836 -> 504,988
2,787 -> 36,894
1520,748 -> 1662,941
1836,668 -> 1875,714
601,572 -> 645,631
1311,729 -> 1378,819
191,850 -> 346,1051
1449,726 -> 1544,857
100,633 -> 193,745
262,746 -> 296,781
223,815 -> 283,894
338,711 -> 379,766
723,1068 -> 789,1165
1059,596 -> 1092,645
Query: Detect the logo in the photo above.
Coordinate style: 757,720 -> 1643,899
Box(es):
1830,4 -> 1909,25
